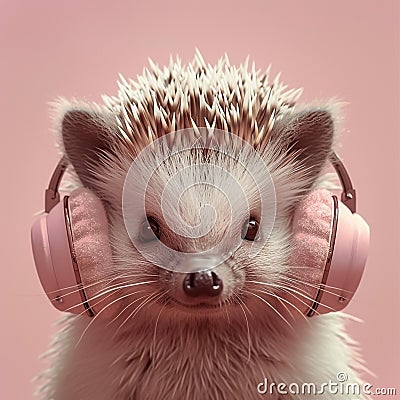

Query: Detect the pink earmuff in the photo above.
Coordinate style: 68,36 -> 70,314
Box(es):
291,189 -> 369,316
31,184 -> 112,316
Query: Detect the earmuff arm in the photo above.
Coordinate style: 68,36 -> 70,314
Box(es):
329,152 -> 357,213
45,153 -> 357,214
45,156 -> 69,213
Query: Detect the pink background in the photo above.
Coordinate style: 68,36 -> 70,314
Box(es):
1,1 -> 399,398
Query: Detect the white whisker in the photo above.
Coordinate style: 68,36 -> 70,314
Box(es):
65,280 -> 158,313
114,292 -> 163,336
243,289 -> 294,330
237,301 -> 251,363
150,295 -> 169,359
75,290 -> 148,347
253,288 -> 310,324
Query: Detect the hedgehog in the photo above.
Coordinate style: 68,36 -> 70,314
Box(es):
35,50 -> 369,400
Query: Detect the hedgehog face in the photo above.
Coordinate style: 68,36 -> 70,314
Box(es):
57,53 -> 335,333
117,137 -> 276,312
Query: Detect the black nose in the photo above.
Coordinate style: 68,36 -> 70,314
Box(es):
183,271 -> 223,298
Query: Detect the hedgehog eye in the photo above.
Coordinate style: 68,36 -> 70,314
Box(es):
241,218 -> 260,241
139,217 -> 160,242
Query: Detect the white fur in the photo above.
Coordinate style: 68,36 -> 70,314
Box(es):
37,313 -> 368,400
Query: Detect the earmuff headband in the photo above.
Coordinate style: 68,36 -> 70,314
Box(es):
44,152 -> 357,214
45,156 -> 68,213
329,152 -> 356,213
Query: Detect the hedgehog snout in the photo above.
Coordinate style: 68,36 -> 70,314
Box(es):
165,257 -> 245,308
182,271 -> 223,298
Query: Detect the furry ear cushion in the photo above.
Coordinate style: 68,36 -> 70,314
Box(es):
289,189 -> 334,315
69,188 -> 117,317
